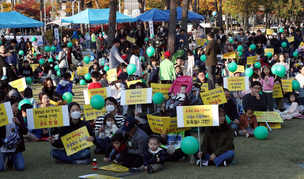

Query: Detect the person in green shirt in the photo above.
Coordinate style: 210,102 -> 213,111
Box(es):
91,32 -> 97,50
159,51 -> 176,84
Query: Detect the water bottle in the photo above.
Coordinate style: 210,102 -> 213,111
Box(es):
92,158 -> 97,170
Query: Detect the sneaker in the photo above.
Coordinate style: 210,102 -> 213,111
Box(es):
223,161 -> 227,166
129,167 -> 141,173
246,133 -> 252,138
178,156 -> 186,162
1,76 -> 7,81
234,131 -> 238,137
75,159 -> 90,164
202,160 -> 209,166
147,165 -> 153,174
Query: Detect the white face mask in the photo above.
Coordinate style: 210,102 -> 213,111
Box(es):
160,28 -> 163,31
106,121 -> 112,126
106,105 -> 115,112
70,111 -> 81,119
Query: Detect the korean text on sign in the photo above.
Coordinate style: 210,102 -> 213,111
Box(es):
176,105 -> 219,127
200,87 -> 227,105
281,80 -> 292,92
147,115 -> 190,134
151,83 -> 172,100
0,102 -> 14,127
83,87 -> 110,104
272,84 -> 283,98
223,76 -> 250,91
61,126 -> 94,156
254,111 -> 284,123
121,88 -> 152,105
9,77 -> 27,92
83,104 -> 107,121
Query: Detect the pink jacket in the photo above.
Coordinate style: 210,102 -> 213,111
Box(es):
260,76 -> 274,92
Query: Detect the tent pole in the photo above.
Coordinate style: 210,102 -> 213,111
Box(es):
60,19 -> 63,43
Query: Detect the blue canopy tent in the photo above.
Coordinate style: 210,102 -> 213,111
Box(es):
62,8 -> 137,24
164,7 -> 204,21
136,8 -> 170,22
0,11 -> 44,28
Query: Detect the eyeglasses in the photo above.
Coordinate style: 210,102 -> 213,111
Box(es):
253,87 -> 261,90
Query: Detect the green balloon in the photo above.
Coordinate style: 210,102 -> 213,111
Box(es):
79,79 -> 86,85
55,56 -> 58,60
54,65 -> 60,71
293,51 -> 299,58
228,62 -> 237,73
229,38 -> 234,43
150,34 -> 154,38
238,52 -> 243,56
180,136 -> 199,155
142,78 -> 147,84
152,93 -> 164,104
90,95 -> 105,110
245,68 -> 253,77
206,73 -> 209,78
83,56 -> 90,64
254,62 -> 261,69
254,126 -> 268,140
102,32 -> 105,35
84,73 -> 91,80
282,42 -> 287,48
276,65 -> 286,78
267,52 -> 272,58
79,35 -> 81,38
146,47 -> 155,57
34,53 -> 37,56
139,56 -> 145,61
31,36 -> 37,42
250,44 -> 256,50
237,45 -> 243,52
271,65 -> 277,75
0,41 -> 2,45
101,60 -> 105,66
56,70 -> 61,76
19,50 -> 24,55
127,64 -> 137,75
104,66 -> 110,71
48,58 -> 54,63
62,92 -> 73,103
67,42 -> 73,48
145,38 -> 149,41
279,28 -> 284,33
39,59 -> 45,65
25,77 -> 32,85
44,46 -> 51,52
292,80 -> 300,90
18,99 -> 32,110
200,55 -> 206,62
226,115 -> 231,124
51,46 -> 56,52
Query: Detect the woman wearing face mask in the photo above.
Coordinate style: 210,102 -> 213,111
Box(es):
94,97 -> 125,154
49,102 -> 96,164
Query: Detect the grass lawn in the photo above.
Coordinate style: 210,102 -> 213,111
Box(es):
1,83 -> 304,179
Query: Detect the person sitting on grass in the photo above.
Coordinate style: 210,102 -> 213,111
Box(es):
49,102 -> 97,164
238,106 -> 258,138
88,71 -> 102,89
20,103 -> 40,142
276,93 -> 301,120
56,73 -> 74,96
0,99 -> 28,172
196,107 -> 235,167
242,81 -> 267,111
104,133 -> 128,163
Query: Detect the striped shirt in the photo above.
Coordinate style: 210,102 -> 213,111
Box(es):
95,114 -> 126,133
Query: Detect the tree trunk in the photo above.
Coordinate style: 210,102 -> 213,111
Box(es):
107,0 -> 117,48
167,0 -> 177,55
177,0 -> 182,7
181,0 -> 189,50
193,0 -> 197,13
80,0 -> 84,35
138,0 -> 145,14
40,0 -> 45,44
95,0 -> 100,9
217,0 -> 223,29
11,0 -> 16,39
189,0 -> 193,12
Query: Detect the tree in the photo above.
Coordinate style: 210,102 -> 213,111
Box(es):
214,0 -> 223,29
14,0 -> 42,20
138,0 -> 146,14
146,0 -> 166,10
273,0 -> 304,24
181,0 -> 190,49
107,0 -> 117,48
167,0 -> 177,55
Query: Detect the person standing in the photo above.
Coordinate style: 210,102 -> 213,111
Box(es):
204,33 -> 220,89
159,51 -> 176,84
91,32 -> 97,50
109,38 -> 127,70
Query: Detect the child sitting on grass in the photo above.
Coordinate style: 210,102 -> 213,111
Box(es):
238,106 -> 258,138
104,133 -> 128,163
166,85 -> 187,109
277,93 -> 301,120
88,71 -> 102,89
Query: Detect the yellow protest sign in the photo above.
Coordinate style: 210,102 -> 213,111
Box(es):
247,56 -> 257,65
264,48 -> 274,55
200,83 -> 209,92
287,36 -> 294,43
61,126 -> 94,156
147,115 -> 190,134
99,164 -> 129,172
121,88 -> 152,105
77,67 -> 89,76
197,39 -> 207,46
126,79 -> 142,87
151,83 -> 172,99
127,36 -> 135,43
176,105 -> 219,127
224,76 -> 249,91
223,52 -> 236,59
26,105 -> 70,129
229,65 -> 244,76
258,122 -> 281,129
106,68 -> 117,83
254,111 -> 284,123
0,102 -> 14,127
266,29 -> 274,35
282,80 -> 292,92
30,64 -> 39,72
83,87 -> 110,104
272,84 -> 283,98
9,77 -> 26,92
83,104 -> 106,121
300,42 -> 304,47
200,87 -> 227,105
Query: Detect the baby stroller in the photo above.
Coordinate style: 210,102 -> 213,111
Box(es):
165,76 -> 193,116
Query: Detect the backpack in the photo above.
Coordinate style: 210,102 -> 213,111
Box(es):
2,125 -> 21,150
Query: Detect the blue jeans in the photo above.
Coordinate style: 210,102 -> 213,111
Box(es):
92,42 -> 96,49
198,150 -> 235,167
95,137 -> 111,154
51,148 -> 90,164
230,121 -> 239,131
0,152 -> 25,171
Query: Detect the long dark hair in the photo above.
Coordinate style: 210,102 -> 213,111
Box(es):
261,66 -> 274,79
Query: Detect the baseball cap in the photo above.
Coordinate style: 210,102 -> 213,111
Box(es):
164,51 -> 171,58
122,116 -> 137,132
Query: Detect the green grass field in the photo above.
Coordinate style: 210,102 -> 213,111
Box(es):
1,83 -> 304,179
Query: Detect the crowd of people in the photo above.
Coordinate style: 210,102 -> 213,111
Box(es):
1,22 -> 304,174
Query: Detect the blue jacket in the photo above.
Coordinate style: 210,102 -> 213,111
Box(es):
143,147 -> 168,166
72,31 -> 78,40
56,79 -> 74,95
5,53 -> 17,66
148,65 -> 159,83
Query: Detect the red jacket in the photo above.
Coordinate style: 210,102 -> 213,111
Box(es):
238,114 -> 258,130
